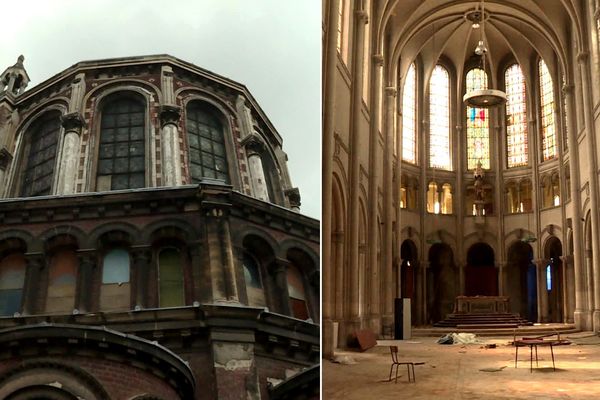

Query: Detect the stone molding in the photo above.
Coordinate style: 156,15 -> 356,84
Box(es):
60,112 -> 86,133
284,187 -> 301,208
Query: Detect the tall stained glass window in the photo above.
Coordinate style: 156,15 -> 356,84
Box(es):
402,63 -> 417,164
539,59 -> 557,161
505,64 -> 528,168
561,73 -> 568,151
429,65 -> 451,170
466,68 -> 489,170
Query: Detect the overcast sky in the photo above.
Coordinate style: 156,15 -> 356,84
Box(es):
2,0 -> 321,219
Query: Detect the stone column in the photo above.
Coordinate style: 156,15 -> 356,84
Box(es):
131,248 -> 151,309
367,54 -> 384,332
235,95 -> 254,141
159,104 -> 182,186
333,230 -> 344,319
382,86 -> 396,328
346,9 -> 369,335
535,259 -> 549,322
560,255 -> 575,323
322,0 -> 340,359
220,213 -> 239,303
75,251 -> 95,313
577,51 -> 600,331
56,112 -> 85,194
0,148 -> 12,198
271,258 -> 292,316
496,262 -> 506,297
189,244 -> 209,304
562,84 -> 588,328
22,254 -> 44,315
205,207 -> 227,302
68,73 -> 86,113
417,261 -> 429,324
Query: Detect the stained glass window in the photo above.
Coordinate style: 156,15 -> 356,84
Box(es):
336,0 -> 343,53
97,97 -> 146,190
186,103 -> 230,184
429,65 -> 451,170
505,64 -> 528,168
466,68 -> 489,170
21,112 -> 61,197
362,0 -> 370,103
101,248 -> 131,311
243,253 -> 266,307
402,63 -> 417,164
539,59 -> 557,161
287,263 -> 309,320
46,250 -> 78,314
561,74 -> 568,151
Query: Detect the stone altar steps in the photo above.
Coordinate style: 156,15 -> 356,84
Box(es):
432,312 -> 533,328
412,323 -> 578,337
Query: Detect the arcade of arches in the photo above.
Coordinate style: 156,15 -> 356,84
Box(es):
323,0 -> 600,356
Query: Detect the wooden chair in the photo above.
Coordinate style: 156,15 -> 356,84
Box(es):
389,346 -> 424,383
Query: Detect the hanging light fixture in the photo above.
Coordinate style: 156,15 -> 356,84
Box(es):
463,0 -> 507,108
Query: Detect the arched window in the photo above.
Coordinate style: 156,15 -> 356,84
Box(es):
0,253 -> 26,316
46,249 -> 78,314
186,102 -> 230,183
539,59 -> 557,161
402,63 -> 417,164
505,182 -> 519,213
429,65 -> 451,170
441,183 -> 452,214
362,0 -> 371,103
505,64 -> 528,168
287,264 -> 309,320
100,248 -> 130,311
466,68 -> 489,170
427,182 -> 439,214
20,111 -> 61,197
336,0 -> 349,64
97,96 -> 146,190
158,247 -> 184,307
520,179 -> 533,212
243,253 -> 266,307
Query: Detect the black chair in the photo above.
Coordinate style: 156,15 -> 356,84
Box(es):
389,346 -> 424,383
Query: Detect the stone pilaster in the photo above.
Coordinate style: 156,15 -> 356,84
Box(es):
534,259 -> 549,322
68,73 -> 86,113
0,147 -> 13,197
270,258 -> 292,316
235,95 -> 254,141
22,254 -> 44,315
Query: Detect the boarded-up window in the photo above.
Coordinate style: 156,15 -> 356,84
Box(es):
243,254 -> 266,307
100,248 -> 130,311
158,248 -> 184,308
46,250 -> 77,314
287,264 -> 309,320
0,254 -> 26,316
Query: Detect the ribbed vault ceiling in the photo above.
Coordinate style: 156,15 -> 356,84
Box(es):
379,0 -> 581,86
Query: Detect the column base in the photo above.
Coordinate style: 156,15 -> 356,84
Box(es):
593,310 -> 600,332
338,318 -> 362,348
574,309 -> 593,331
322,319 -> 336,359
366,315 -> 382,338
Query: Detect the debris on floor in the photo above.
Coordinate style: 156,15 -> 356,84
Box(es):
437,332 -> 482,345
479,366 -> 507,373
482,344 -> 497,349
331,355 -> 357,365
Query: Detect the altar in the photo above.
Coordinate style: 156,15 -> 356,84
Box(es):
453,296 -> 510,314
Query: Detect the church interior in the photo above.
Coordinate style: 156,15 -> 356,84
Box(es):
322,0 -> 600,364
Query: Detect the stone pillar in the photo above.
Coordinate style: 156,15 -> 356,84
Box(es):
56,112 -> 85,194
271,258 -> 292,316
367,53 -> 384,332
382,86 -> 396,327
333,230 -> 344,320
560,255 -> 575,323
210,328 -> 260,400
577,51 -> 600,331
346,8 -> 369,335
68,73 -> 86,113
458,264 -> 465,295
322,0 -> 340,359
22,254 -> 44,315
535,259 -> 549,322
243,137 -> 270,202
131,248 -> 151,309
0,148 -> 12,197
496,262 -> 505,296
420,261 -> 429,325
75,251 -> 95,313
220,214 -> 239,303
159,104 -> 182,186
189,244 -> 209,304
562,83 -> 588,329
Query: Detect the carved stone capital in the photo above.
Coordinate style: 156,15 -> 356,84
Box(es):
285,187 -> 301,208
562,84 -> 574,95
385,86 -> 397,97
0,147 -> 12,170
355,10 -> 368,23
159,104 -> 182,128
241,133 -> 266,155
60,112 -> 86,133
372,54 -> 384,66
577,51 -> 589,63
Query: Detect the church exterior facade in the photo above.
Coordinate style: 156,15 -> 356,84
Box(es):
0,55 -> 319,399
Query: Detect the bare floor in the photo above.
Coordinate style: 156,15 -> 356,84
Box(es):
323,332 -> 600,399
